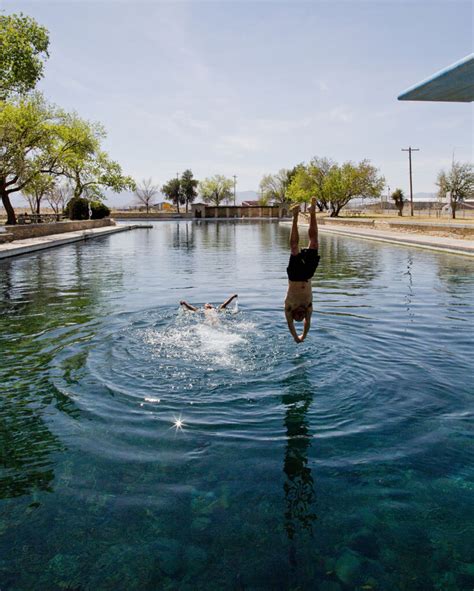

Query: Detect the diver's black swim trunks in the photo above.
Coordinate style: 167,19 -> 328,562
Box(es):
287,248 -> 320,282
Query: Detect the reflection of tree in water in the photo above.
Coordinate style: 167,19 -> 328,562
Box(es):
0,246 -> 118,499
196,220 -> 236,251
171,221 -> 195,250
436,255 -> 474,294
281,367 -> 317,545
317,234 -> 380,286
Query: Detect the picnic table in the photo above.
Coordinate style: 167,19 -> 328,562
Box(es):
17,213 -> 66,224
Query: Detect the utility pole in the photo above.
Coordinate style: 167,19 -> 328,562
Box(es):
385,185 -> 390,214
401,147 -> 420,217
233,175 -> 237,206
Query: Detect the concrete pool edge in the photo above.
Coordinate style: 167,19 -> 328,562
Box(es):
280,221 -> 474,258
0,224 -> 148,259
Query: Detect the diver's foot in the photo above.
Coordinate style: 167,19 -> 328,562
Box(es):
290,204 -> 300,218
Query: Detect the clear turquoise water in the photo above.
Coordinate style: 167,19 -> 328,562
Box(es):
0,221 -> 473,591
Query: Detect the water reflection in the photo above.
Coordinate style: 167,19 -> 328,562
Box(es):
0,245 -> 123,500
404,254 -> 414,322
281,363 -> 317,556
172,222 -> 195,250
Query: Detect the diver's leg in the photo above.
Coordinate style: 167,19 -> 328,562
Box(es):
290,205 -> 300,255
308,197 -> 318,249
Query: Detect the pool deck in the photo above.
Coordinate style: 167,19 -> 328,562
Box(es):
282,220 -> 474,257
0,224 -> 147,259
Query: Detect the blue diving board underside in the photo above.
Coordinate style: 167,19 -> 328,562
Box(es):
398,54 -> 474,102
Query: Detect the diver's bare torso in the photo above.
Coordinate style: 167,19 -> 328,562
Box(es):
285,281 -> 312,313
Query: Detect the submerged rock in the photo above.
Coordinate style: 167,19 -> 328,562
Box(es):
335,549 -> 364,586
319,581 -> 343,591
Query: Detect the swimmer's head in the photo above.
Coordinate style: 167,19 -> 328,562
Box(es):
204,303 -> 214,310
292,306 -> 307,322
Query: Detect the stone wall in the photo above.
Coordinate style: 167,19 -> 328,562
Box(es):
386,221 -> 474,238
112,212 -> 192,220
192,204 -> 283,218
6,218 -> 114,240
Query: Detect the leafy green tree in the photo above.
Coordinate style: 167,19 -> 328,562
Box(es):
162,177 -> 183,212
325,160 -> 385,217
391,188 -> 405,216
286,166 -> 313,206
180,169 -> 198,213
0,13 -> 49,98
58,114 -> 135,200
259,169 -> 291,205
287,158 -> 335,211
0,95 -> 73,224
134,178 -> 159,213
0,95 -> 134,224
437,161 -> 474,219
22,173 -> 54,215
199,175 -> 233,206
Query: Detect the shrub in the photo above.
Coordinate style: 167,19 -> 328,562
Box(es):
90,201 -> 111,219
65,197 -> 89,220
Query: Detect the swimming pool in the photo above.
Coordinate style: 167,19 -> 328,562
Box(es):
1,221 -> 473,590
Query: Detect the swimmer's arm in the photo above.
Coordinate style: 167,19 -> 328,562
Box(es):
299,309 -> 312,342
219,294 -> 238,310
285,307 -> 302,343
180,300 -> 198,312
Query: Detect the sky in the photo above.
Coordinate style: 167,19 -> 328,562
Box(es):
4,0 -> 473,205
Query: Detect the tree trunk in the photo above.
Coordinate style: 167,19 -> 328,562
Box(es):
398,208 -> 402,216
451,197 -> 456,219
146,203 -> 149,214
0,184 -> 16,225
176,199 -> 180,213
186,200 -> 189,213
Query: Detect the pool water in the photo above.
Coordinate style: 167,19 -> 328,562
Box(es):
0,221 -> 473,591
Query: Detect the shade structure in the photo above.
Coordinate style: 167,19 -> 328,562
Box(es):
398,54 -> 474,103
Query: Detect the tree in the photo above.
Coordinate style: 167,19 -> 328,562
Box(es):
199,175 -> 233,206
162,177 -> 183,212
307,157 -> 335,211
134,178 -> 159,213
259,169 -> 291,205
286,158 -> 335,211
325,160 -> 385,217
0,95 -> 134,224
46,181 -> 71,214
391,188 -> 405,216
22,173 -> 54,215
180,169 -> 198,213
58,114 -> 135,201
437,161 -> 474,219
0,95 -> 80,224
0,13 -> 50,98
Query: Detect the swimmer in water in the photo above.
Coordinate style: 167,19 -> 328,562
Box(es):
285,197 -> 320,343
179,294 -> 238,313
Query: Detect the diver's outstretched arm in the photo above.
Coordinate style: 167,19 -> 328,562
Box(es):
180,300 -> 198,312
219,294 -> 238,310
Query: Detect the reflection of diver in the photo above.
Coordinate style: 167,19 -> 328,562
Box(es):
282,366 -> 317,558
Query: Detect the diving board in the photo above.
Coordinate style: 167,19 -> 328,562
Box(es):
398,54 -> 474,103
